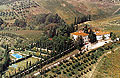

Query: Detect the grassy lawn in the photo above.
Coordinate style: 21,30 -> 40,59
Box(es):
20,51 -> 32,55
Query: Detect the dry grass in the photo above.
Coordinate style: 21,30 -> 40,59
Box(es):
92,47 -> 120,78
0,30 -> 43,41
85,15 -> 120,26
15,30 -> 43,41
80,15 -> 120,36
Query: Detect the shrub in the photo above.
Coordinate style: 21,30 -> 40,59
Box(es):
69,73 -> 72,76
63,71 -> 66,74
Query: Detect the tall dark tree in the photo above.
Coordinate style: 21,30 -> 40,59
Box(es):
74,17 -> 77,25
110,32 -> 113,38
26,61 -> 28,68
76,25 -> 78,31
111,33 -> 116,41
14,19 -> 27,27
4,46 -> 10,69
76,36 -> 84,50
102,35 -> 106,40
0,18 -> 4,26
48,27 -> 57,38
88,29 -> 97,43
77,17 -> 80,24
87,15 -> 91,21
83,25 -> 88,33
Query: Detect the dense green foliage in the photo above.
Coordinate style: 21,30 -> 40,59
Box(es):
30,36 -> 73,54
110,32 -> 117,41
0,45 -> 10,74
75,36 -> 84,50
14,19 -> 27,27
74,15 -> 91,25
29,13 -> 65,27
0,18 -> 3,26
88,29 -> 97,43
26,13 -> 77,38
83,25 -> 89,33
36,13 -> 78,38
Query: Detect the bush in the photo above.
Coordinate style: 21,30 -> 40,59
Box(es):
63,71 -> 66,74
69,73 -> 72,76
44,74 -> 48,77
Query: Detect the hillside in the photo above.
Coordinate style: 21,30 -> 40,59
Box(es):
0,0 -> 120,25
33,0 -> 83,24
91,46 -> 120,78
66,0 -> 120,20
81,14 -> 120,36
32,0 -> 120,24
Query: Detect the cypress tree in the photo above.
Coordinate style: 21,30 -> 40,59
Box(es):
88,29 -> 97,43
74,17 -> 77,25
83,25 -> 88,33
76,36 -> 84,50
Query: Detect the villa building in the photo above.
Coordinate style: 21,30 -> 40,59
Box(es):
70,30 -> 89,44
71,30 -> 110,43
95,31 -> 110,41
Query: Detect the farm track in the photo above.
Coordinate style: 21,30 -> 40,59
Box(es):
113,8 -> 120,15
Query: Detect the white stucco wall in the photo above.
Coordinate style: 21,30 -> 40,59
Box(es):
72,35 -> 78,40
72,35 -> 88,43
83,36 -> 88,43
97,35 -> 102,40
97,34 -> 110,41
104,34 -> 110,39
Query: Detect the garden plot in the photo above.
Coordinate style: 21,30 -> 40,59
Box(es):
5,57 -> 39,77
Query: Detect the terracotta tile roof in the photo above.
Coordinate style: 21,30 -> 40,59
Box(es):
96,31 -> 110,36
71,32 -> 88,37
